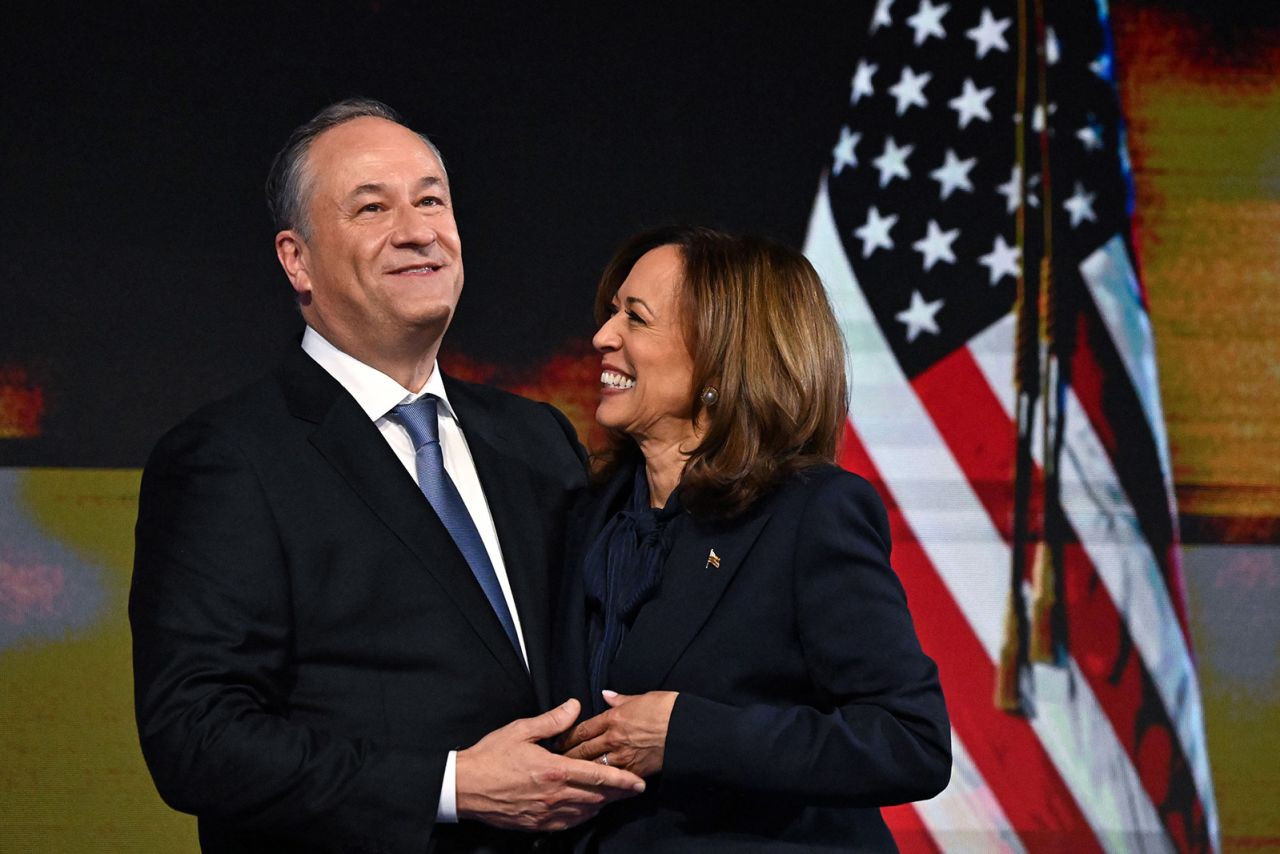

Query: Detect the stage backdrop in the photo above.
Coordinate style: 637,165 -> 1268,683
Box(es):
2,2 -> 1276,851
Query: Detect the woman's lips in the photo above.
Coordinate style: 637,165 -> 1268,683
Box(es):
600,368 -> 635,391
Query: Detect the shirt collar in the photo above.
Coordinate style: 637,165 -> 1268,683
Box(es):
300,326 -> 459,424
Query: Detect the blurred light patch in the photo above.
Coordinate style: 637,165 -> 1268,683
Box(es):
443,339 -> 609,452
0,560 -> 65,625
1114,7 -> 1280,532
0,367 -> 44,438
0,471 -> 106,649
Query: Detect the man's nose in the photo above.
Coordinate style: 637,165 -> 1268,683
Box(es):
390,203 -> 438,246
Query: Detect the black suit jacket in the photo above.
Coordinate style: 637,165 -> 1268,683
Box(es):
130,348 -> 588,854
553,464 -> 951,852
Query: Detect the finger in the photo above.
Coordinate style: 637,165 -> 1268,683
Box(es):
562,781 -> 634,808
558,755 -> 646,793
562,734 -> 606,762
515,698 -> 581,742
601,689 -> 628,708
562,710 -> 610,752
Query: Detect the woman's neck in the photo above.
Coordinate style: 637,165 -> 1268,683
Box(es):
636,432 -> 695,509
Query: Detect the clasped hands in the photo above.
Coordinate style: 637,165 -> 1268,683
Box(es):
561,689 -> 678,779
454,692 -> 676,833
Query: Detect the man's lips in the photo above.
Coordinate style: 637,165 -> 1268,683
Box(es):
387,262 -> 445,275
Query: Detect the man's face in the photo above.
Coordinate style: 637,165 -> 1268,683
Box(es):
278,116 -> 463,357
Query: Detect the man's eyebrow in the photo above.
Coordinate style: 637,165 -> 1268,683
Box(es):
348,176 -> 446,198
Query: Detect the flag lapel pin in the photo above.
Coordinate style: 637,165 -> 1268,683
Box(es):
705,548 -> 721,569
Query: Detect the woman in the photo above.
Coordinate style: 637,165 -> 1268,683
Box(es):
553,226 -> 951,852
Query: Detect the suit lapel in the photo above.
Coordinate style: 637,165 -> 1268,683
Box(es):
445,376 -> 576,706
446,379 -> 555,708
279,352 -> 533,697
611,495 -> 776,691
570,465 -> 635,568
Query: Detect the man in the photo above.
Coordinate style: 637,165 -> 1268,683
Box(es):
130,98 -> 643,854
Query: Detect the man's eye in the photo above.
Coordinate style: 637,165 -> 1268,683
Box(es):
360,203 -> 383,213
418,196 -> 442,207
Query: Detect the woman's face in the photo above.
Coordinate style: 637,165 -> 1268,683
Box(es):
592,245 -> 697,445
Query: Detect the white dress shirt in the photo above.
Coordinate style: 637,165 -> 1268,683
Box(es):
301,326 -> 529,823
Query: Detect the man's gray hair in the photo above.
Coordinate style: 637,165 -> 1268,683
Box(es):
265,97 -> 445,238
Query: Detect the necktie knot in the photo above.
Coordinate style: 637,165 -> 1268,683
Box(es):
395,395 -> 440,450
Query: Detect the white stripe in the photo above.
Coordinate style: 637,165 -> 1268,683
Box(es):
1078,237 -> 1174,486
803,177 -> 1167,850
1030,664 -> 1173,854
915,731 -> 1027,854
1079,239 -> 1185,630
970,314 -> 1219,845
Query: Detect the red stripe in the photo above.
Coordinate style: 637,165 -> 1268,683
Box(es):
911,344 -> 1210,850
839,423 -> 1101,848
1061,539 -> 1210,852
882,804 -> 942,854
1071,307 -> 1191,645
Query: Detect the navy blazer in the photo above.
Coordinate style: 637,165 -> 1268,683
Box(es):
553,463 -> 950,852
130,348 -> 587,854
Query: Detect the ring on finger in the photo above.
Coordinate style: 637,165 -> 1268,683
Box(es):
599,753 -> 610,766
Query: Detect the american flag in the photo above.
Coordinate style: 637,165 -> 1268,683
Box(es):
803,1 -> 1218,850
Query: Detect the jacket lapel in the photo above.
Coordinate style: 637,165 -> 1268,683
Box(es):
610,493 -> 776,692
446,378 -> 555,708
556,463 -> 636,712
279,352 -> 534,697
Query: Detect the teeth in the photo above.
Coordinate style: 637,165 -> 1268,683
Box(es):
601,370 -> 635,390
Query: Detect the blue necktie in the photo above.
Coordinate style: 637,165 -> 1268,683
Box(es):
394,396 -> 523,661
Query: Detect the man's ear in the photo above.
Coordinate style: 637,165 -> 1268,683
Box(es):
275,230 -> 312,306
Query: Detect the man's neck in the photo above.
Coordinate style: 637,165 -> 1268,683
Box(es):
311,325 -> 442,393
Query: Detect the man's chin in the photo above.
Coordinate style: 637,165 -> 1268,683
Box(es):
404,306 -> 454,335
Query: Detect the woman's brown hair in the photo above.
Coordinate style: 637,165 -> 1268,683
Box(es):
592,225 -> 849,519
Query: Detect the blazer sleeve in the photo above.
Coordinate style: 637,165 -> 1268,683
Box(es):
543,400 -> 589,471
662,472 -> 951,807
129,417 -> 442,853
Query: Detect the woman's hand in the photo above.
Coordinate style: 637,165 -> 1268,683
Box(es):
561,690 -> 679,778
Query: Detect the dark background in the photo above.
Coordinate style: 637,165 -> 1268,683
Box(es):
2,1 -> 871,466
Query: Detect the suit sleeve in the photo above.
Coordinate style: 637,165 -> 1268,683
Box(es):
129,417 -> 443,853
542,401 -> 589,471
662,472 -> 951,806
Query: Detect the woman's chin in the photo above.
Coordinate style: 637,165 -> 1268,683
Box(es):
594,401 -> 632,435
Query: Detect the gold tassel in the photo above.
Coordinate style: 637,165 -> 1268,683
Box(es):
994,589 -> 1025,713
1027,540 -> 1057,663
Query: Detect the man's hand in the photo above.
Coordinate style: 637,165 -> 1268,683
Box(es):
561,690 -> 678,779
455,698 -> 646,832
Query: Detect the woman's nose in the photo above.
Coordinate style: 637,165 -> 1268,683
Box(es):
592,316 -> 620,352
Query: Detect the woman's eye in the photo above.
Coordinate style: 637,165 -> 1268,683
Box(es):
626,311 -> 645,325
